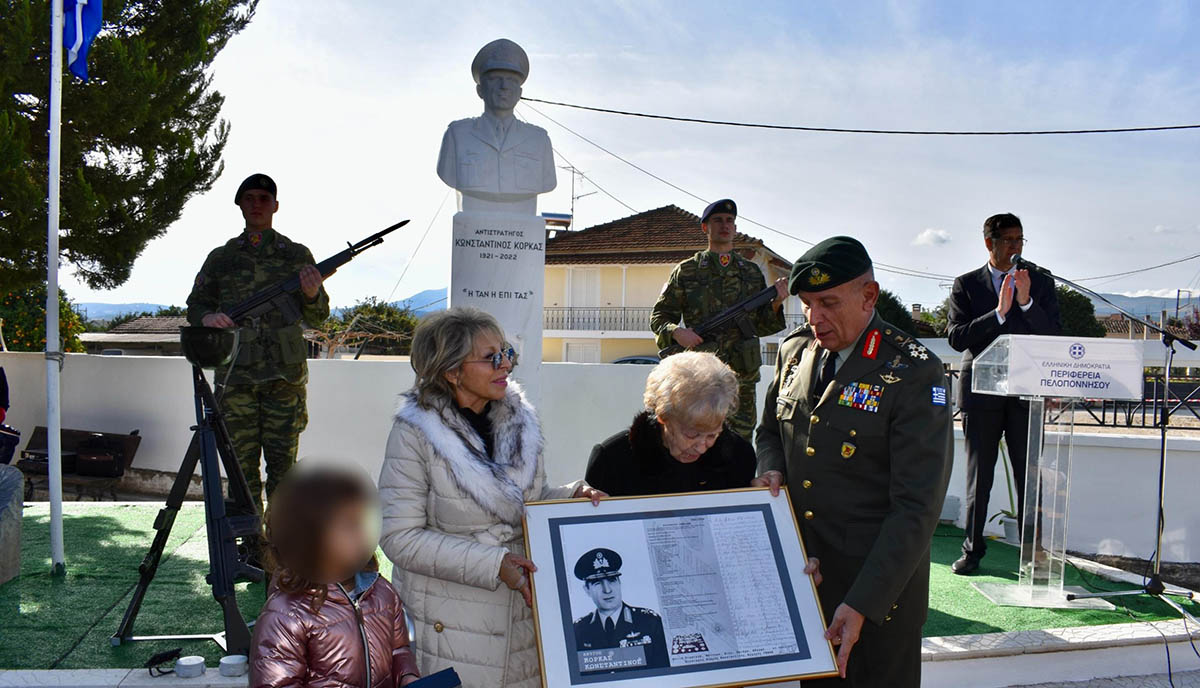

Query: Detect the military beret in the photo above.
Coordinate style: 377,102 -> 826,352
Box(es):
234,173 -> 277,205
574,547 -> 623,582
701,199 -> 737,224
789,236 -> 873,294
471,39 -> 529,85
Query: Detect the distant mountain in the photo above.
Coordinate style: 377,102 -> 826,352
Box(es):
1089,293 -> 1194,318
398,288 -> 447,315
75,302 -> 169,321
330,288 -> 447,319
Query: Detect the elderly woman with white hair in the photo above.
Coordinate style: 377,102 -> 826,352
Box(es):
585,351 -> 757,496
379,307 -> 603,688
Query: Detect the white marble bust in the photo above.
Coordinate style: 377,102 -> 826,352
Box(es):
436,39 -> 556,214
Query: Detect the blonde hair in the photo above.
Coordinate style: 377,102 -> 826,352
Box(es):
410,307 -> 505,409
643,352 -> 739,429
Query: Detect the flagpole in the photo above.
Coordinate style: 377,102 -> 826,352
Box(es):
46,0 -> 67,576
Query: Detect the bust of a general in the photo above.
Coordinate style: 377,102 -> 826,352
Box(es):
436,39 -> 556,212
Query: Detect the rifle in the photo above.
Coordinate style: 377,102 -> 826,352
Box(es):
225,220 -> 409,323
659,284 -> 780,358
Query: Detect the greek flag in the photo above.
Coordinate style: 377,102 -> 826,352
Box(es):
63,0 -> 102,81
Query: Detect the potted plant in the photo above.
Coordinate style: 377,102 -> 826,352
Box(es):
987,442 -> 1020,545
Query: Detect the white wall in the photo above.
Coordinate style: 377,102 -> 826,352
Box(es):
3,348 -> 1198,561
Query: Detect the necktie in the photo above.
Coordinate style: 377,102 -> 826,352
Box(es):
812,350 -> 838,404
604,617 -> 615,636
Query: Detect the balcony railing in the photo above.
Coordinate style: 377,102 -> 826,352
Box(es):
543,307 -> 807,334
543,307 -> 654,331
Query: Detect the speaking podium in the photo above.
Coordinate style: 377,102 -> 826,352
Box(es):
969,335 -> 1144,609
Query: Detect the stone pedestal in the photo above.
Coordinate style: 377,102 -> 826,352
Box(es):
449,210 -> 545,407
0,464 -> 23,585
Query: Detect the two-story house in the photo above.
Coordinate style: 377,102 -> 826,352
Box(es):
543,205 -> 803,363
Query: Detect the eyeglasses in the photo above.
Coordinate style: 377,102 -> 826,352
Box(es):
997,237 -> 1028,246
465,346 -> 518,370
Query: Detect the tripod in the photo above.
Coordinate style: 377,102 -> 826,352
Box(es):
111,364 -> 263,654
1029,264 -> 1199,621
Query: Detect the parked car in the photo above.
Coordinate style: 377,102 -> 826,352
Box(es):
612,355 -> 660,365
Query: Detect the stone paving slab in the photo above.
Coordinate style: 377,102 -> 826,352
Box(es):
0,670 -> 246,688
1009,669 -> 1200,687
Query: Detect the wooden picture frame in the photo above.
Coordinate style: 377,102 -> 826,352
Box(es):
523,488 -> 838,687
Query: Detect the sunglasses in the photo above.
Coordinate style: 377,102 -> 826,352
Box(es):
465,346 -> 518,370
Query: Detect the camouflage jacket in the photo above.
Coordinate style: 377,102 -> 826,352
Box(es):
650,250 -> 786,379
186,228 -> 330,386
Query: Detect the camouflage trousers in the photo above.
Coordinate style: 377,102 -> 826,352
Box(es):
218,380 -> 308,508
728,377 -> 759,443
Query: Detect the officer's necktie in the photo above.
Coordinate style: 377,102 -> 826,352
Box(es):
812,349 -> 838,405
604,617 -> 615,638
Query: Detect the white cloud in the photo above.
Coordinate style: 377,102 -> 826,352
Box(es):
1118,289 -> 1181,298
912,228 -> 952,246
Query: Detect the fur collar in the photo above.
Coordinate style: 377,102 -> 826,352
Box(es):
393,381 -> 542,525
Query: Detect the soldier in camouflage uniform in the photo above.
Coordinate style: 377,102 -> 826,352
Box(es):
650,199 -> 788,441
186,173 -> 330,508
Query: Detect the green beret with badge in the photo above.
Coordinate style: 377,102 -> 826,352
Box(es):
234,173 -> 277,205
788,235 -> 873,294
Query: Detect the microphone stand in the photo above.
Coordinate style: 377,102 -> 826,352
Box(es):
1020,257 -> 1198,622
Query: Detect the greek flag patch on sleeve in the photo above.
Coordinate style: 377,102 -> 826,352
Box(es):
932,386 -> 948,406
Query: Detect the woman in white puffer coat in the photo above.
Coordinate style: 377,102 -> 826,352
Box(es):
379,307 -> 603,688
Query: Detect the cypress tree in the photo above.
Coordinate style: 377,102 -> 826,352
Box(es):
0,0 -> 258,293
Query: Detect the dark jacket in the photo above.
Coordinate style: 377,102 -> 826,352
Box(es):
947,264 -> 1061,411
756,313 -> 954,628
0,367 -> 8,410
250,572 -> 418,688
573,603 -> 669,672
585,412 -> 756,497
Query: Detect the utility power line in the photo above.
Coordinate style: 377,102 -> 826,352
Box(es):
519,103 -> 956,282
522,97 -> 1200,137
385,189 -> 452,303
521,103 -> 1199,288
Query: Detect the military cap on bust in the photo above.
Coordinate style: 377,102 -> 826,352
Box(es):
700,198 -> 737,224
789,235 -> 873,294
234,173 -> 277,205
471,38 -> 529,85
574,548 -> 623,582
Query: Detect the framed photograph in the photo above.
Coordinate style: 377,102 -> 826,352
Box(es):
524,488 -> 837,688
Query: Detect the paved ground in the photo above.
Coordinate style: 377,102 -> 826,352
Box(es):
1010,670 -> 1200,687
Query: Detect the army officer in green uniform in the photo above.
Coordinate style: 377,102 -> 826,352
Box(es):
753,237 -> 952,687
186,173 -> 330,508
572,548 -> 669,672
650,199 -> 788,441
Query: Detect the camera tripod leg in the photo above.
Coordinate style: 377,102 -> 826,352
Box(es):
111,433 -> 203,645
112,366 -> 263,654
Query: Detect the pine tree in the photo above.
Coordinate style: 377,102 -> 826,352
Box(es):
0,0 -> 258,293
1055,285 -> 1107,338
876,288 -> 917,337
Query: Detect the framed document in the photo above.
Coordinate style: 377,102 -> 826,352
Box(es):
524,488 -> 838,687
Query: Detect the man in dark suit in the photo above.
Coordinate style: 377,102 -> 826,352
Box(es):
947,213 -> 1061,575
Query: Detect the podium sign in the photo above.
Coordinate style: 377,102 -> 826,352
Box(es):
972,335 -> 1144,401
971,335 -> 1143,610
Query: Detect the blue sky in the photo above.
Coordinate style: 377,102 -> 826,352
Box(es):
63,0 -> 1200,309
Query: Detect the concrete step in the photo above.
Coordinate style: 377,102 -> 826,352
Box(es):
1007,669 -> 1200,687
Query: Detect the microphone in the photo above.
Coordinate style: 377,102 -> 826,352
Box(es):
1010,254 -> 1051,275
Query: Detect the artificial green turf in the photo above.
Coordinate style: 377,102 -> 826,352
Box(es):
923,523 -> 1200,637
2,505 -> 1197,669
1,503 -> 393,671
